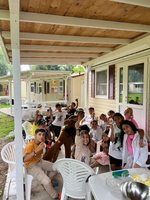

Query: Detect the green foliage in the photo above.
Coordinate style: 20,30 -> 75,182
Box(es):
0,112 -> 14,137
72,65 -> 84,74
30,65 -> 76,72
5,134 -> 15,141
0,47 -> 13,77
0,103 -> 10,108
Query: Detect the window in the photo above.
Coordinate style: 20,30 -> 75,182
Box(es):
59,80 -> 63,95
96,69 -> 108,97
0,84 -> 3,92
31,83 -> 34,92
39,83 -> 42,93
47,82 -> 50,93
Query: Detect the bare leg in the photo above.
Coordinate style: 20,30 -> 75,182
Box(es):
90,161 -> 99,168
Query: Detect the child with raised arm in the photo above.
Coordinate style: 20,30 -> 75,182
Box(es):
23,128 -> 60,199
121,120 -> 148,168
80,107 -> 96,128
90,129 -> 110,168
75,120 -> 92,165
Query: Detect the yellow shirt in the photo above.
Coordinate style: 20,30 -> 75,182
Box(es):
23,139 -> 42,169
32,122 -> 39,136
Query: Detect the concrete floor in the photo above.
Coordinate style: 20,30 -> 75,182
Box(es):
2,143 -> 109,200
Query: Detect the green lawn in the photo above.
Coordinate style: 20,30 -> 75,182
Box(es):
0,103 -> 10,108
119,93 -> 143,104
0,112 -> 14,137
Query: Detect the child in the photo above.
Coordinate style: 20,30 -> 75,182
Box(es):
50,103 -> 67,138
65,99 -> 79,119
23,128 -> 60,199
124,107 -> 139,128
90,129 -> 110,168
80,107 -> 96,128
99,114 -> 109,131
108,113 -> 124,171
32,110 -> 43,135
45,108 -> 53,126
107,110 -> 115,124
90,120 -> 103,144
121,120 -> 148,168
75,120 -> 92,165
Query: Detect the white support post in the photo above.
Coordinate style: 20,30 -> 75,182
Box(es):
27,76 -> 32,102
83,65 -> 92,114
8,0 -> 24,199
65,77 -> 67,104
9,79 -> 12,113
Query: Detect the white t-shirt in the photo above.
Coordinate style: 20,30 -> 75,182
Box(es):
99,121 -> 109,131
82,115 -> 96,127
90,127 -> 103,143
52,110 -> 67,127
108,124 -> 122,160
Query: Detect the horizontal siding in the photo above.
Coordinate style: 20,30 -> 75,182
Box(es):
88,66 -> 117,117
72,75 -> 84,107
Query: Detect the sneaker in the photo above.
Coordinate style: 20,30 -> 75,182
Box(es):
58,192 -> 61,200
51,181 -> 58,187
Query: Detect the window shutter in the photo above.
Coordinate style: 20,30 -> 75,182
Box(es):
44,81 -> 46,94
63,80 -> 65,95
34,82 -> 36,93
108,65 -> 115,99
91,70 -> 95,97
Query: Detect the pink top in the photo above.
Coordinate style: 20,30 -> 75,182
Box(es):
126,134 -> 135,155
124,117 -> 139,128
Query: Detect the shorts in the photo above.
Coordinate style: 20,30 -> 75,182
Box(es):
109,155 -> 122,167
50,124 -> 61,137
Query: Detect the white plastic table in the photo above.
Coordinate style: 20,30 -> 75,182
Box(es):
89,168 -> 150,200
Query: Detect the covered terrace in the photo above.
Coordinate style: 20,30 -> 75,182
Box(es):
0,0 -> 150,199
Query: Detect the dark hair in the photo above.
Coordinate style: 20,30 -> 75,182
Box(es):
113,112 -> 124,120
35,128 -> 46,135
103,129 -> 109,135
55,103 -> 61,108
120,120 -> 138,133
72,102 -> 76,107
38,114 -> 43,118
100,113 -> 106,119
88,107 -> 94,110
81,130 -> 90,145
108,110 -> 115,114
47,109 -> 49,112
91,120 -> 98,125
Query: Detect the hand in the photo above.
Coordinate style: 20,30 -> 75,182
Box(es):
36,110 -> 39,115
75,98 -> 78,102
139,138 -> 144,148
75,121 -> 80,129
90,132 -> 93,138
64,104 -> 67,107
35,142 -> 45,153
101,141 -> 105,148
134,163 -> 140,168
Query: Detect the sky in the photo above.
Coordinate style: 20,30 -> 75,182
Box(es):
21,65 -> 30,71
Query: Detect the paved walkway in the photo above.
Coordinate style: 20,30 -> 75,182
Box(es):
0,108 -> 14,117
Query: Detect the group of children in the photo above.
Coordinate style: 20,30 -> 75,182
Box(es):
75,107 -> 148,172
23,102 -> 148,199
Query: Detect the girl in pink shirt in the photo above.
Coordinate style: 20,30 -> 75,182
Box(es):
124,107 -> 139,128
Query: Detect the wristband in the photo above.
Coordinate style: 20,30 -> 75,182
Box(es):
33,151 -> 37,161
140,137 -> 143,140
35,114 -> 38,116
76,129 -> 80,131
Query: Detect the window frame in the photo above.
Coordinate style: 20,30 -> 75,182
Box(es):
95,66 -> 109,99
47,82 -> 50,94
31,82 -> 34,93
59,80 -> 63,95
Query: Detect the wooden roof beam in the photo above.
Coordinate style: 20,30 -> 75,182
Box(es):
13,58 -> 90,62
2,31 -> 131,45
8,52 -> 99,58
0,10 -> 150,32
6,44 -> 112,52
109,0 -> 150,8
20,61 -> 83,65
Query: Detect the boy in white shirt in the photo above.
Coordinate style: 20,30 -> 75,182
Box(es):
80,107 -> 96,128
50,103 -> 67,138
90,120 -> 103,144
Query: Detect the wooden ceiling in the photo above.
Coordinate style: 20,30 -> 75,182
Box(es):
0,0 -> 150,65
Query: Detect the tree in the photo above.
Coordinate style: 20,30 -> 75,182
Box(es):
72,65 -> 84,74
30,65 -> 61,71
0,47 -> 13,77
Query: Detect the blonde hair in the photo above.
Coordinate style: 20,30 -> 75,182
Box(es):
127,107 -> 134,118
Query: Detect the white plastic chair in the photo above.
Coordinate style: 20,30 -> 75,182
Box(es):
1,141 -> 33,200
95,141 -> 111,174
53,158 -> 95,200
22,121 -> 35,142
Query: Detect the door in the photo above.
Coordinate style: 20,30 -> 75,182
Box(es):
81,80 -> 85,107
117,58 -> 148,131
36,83 -> 42,102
